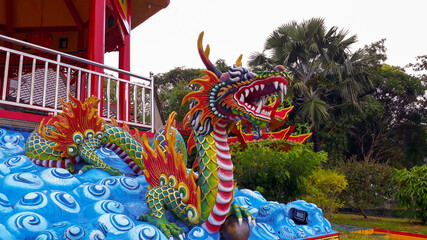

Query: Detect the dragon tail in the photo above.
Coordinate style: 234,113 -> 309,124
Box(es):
103,142 -> 144,175
28,157 -> 79,168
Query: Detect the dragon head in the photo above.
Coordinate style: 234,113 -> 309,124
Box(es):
183,32 -> 292,134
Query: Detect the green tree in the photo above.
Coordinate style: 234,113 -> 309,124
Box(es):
322,40 -> 426,168
338,160 -> 395,218
215,59 -> 230,73
394,164 -> 427,224
249,18 -> 371,152
233,142 -> 325,202
154,67 -> 204,122
345,65 -> 426,167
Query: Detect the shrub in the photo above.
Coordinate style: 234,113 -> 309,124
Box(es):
232,142 -> 326,203
304,168 -> 348,218
338,160 -> 395,217
394,164 -> 427,224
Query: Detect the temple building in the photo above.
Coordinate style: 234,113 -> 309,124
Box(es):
0,0 -> 169,135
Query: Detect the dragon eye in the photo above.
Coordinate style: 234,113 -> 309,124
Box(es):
73,132 -> 83,144
186,204 -> 199,224
84,129 -> 95,138
159,174 -> 167,186
168,175 -> 177,188
178,182 -> 190,202
67,144 -> 78,157
96,131 -> 103,139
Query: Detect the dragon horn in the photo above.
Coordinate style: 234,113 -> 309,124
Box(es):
198,32 -> 222,78
235,54 -> 243,67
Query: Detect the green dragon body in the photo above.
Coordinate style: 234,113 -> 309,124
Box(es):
25,32 -> 293,239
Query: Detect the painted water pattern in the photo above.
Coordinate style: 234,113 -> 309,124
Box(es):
0,127 -> 335,240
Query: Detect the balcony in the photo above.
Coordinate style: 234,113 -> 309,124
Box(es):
0,34 -> 157,133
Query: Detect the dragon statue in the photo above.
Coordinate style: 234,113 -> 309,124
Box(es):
24,32 -> 295,240
137,32 -> 293,239
25,95 -> 147,176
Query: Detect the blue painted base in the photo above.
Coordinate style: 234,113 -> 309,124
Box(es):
0,127 -> 338,240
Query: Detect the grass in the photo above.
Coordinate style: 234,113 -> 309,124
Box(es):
331,213 -> 427,239
339,232 -> 385,240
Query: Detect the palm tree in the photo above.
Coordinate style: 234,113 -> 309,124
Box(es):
249,17 -> 371,152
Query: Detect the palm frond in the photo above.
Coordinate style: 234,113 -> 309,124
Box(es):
300,90 -> 330,129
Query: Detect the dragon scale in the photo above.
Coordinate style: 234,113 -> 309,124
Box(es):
202,120 -> 234,232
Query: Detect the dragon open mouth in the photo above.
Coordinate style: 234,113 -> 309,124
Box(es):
234,76 -> 288,120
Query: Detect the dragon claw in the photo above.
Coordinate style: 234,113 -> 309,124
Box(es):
66,163 -> 75,173
230,203 -> 255,227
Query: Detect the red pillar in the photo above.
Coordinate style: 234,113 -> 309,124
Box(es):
1,0 -> 14,96
118,35 -> 130,121
118,0 -> 131,121
88,0 -> 105,101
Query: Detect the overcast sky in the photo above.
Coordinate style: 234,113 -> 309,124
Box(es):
106,0 -> 427,77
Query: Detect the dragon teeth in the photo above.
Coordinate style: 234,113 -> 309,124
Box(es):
261,109 -> 270,115
245,89 -> 249,97
260,84 -> 265,90
274,81 -> 279,89
250,87 -> 254,92
240,95 -> 244,102
256,101 -> 262,113
255,85 -> 259,91
279,82 -> 284,90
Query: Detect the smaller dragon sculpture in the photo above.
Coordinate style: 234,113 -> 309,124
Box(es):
25,95 -> 148,176
228,104 -> 312,151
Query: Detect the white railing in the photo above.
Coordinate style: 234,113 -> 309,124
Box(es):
0,34 -> 155,132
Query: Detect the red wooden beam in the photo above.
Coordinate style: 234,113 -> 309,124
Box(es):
64,0 -> 84,31
111,0 -> 130,34
0,109 -> 54,123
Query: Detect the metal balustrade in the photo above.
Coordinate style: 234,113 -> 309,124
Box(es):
0,34 -> 155,132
